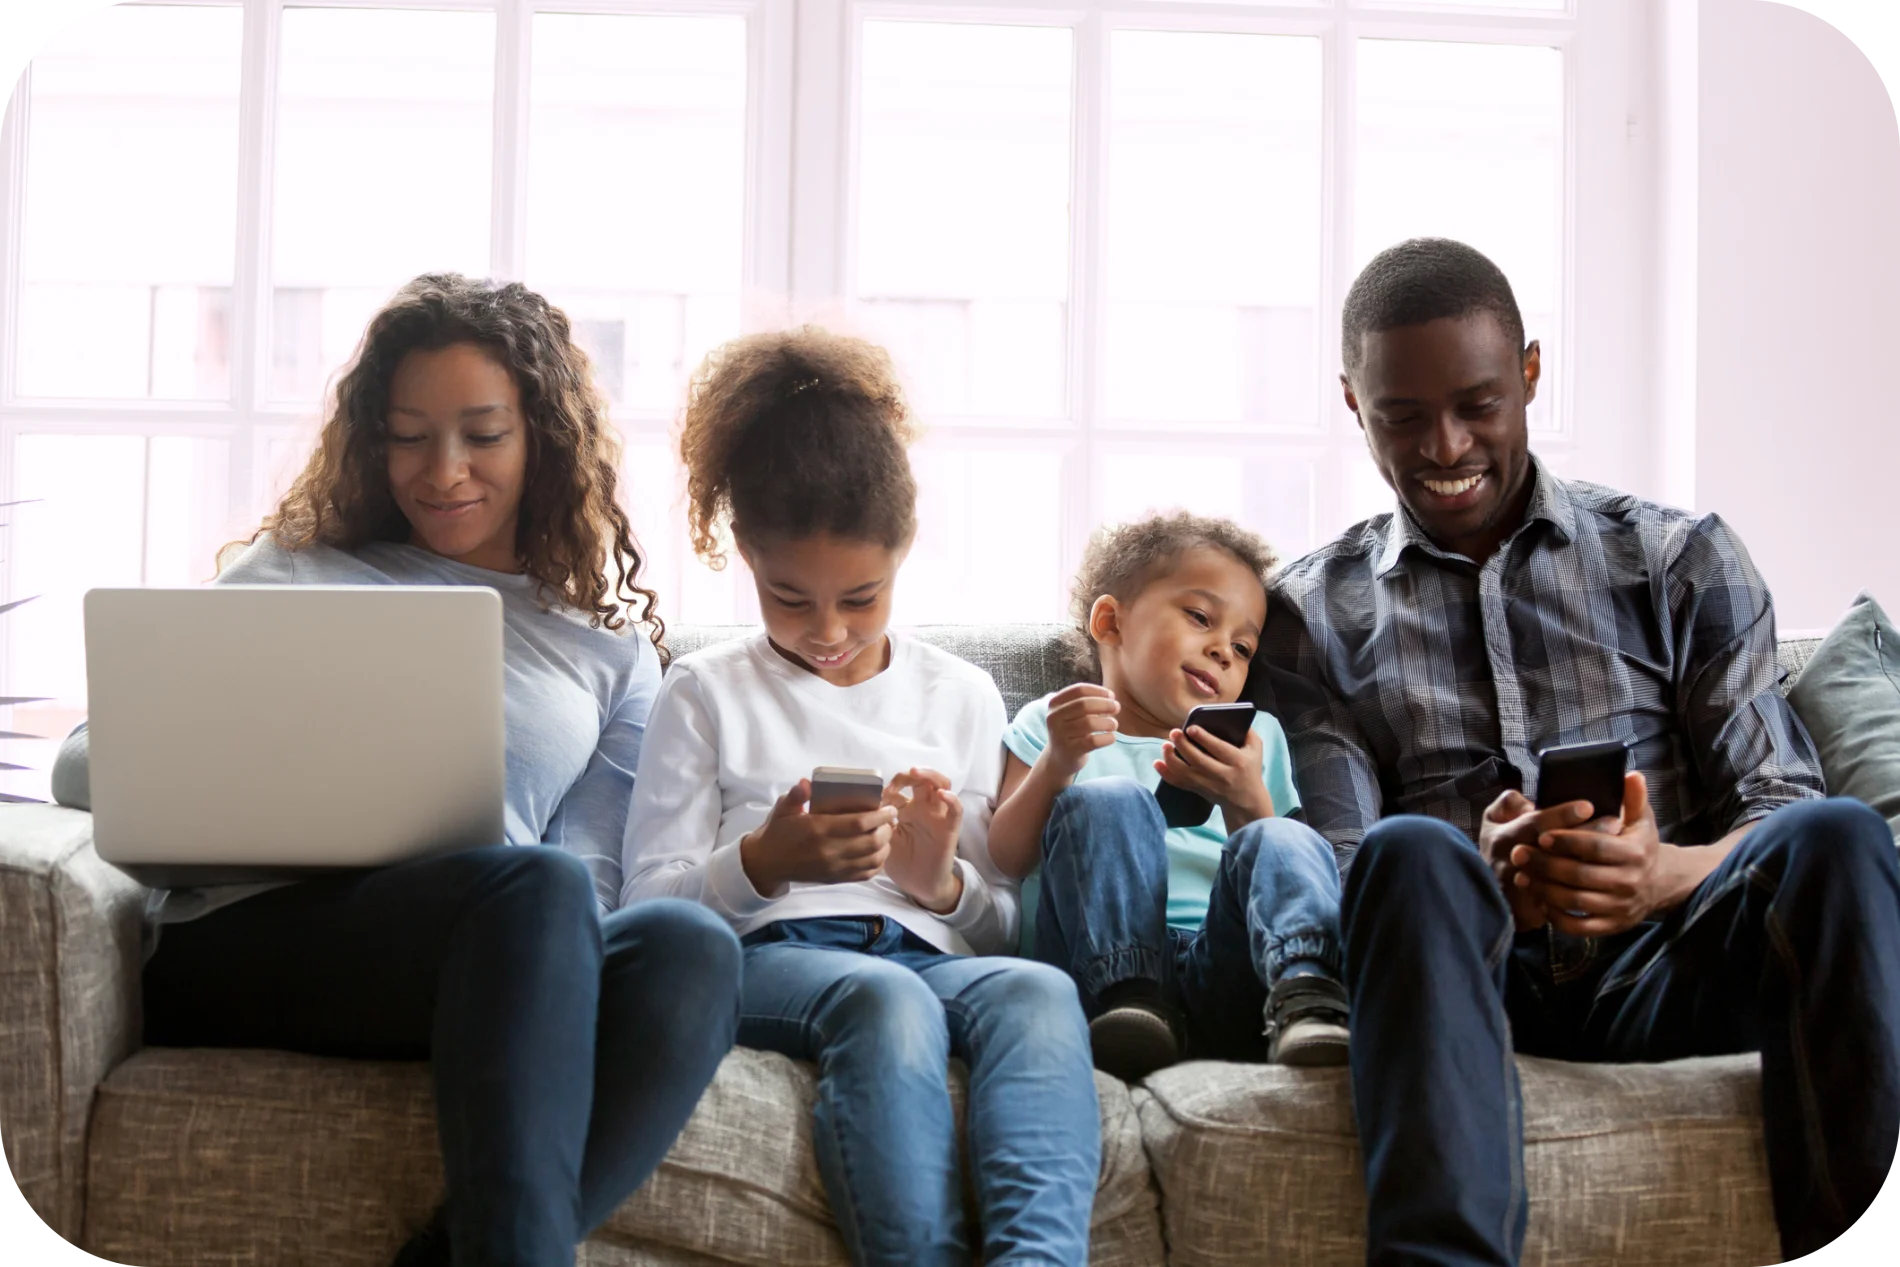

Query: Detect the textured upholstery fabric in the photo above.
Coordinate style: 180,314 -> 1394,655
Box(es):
83,1046 -> 1162,1267
0,804 -> 146,1242
1138,1055 -> 1779,1267
0,629 -> 1835,1265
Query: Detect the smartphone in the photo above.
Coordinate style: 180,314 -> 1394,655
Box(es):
808,766 -> 885,815
1154,703 -> 1258,829
1534,739 -> 1632,821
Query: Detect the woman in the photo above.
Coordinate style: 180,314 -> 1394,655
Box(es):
54,273 -> 739,1267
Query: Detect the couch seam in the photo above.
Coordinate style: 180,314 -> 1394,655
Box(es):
1141,1095 -> 1762,1145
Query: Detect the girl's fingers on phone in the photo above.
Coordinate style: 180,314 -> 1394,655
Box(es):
1185,726 -> 1245,761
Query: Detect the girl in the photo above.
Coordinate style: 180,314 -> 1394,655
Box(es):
55,274 -> 741,1267
620,328 -> 1101,1267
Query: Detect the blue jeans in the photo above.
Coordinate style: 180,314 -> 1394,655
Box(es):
142,846 -> 744,1266
737,916 -> 1101,1267
1340,799 -> 1900,1265
1031,778 -> 1344,1059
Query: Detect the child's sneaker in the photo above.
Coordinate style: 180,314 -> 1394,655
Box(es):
1088,981 -> 1184,1082
1264,975 -> 1350,1067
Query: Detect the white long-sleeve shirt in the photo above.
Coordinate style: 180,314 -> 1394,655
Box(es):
620,631 -> 1017,955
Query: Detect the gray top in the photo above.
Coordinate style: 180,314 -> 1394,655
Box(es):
54,535 -> 661,919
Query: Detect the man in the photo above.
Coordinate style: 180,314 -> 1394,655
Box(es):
1251,236 -> 1899,1264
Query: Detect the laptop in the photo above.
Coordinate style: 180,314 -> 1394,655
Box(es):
83,586 -> 506,887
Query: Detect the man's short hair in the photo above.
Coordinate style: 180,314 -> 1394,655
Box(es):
1341,238 -> 1526,381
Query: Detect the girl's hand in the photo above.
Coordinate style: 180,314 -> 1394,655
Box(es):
739,779 -> 898,895
880,767 -> 966,914
1039,683 -> 1120,778
1154,726 -> 1274,830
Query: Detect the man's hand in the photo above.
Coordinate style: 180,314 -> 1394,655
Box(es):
739,780 -> 898,896
1478,789 -> 1596,932
1509,772 -> 1699,937
1154,724 -> 1274,831
881,768 -> 966,915
1037,684 -> 1120,780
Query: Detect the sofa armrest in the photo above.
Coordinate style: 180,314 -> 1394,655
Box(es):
0,805 -> 147,1242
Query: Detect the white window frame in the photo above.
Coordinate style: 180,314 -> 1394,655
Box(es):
0,0 -> 1651,705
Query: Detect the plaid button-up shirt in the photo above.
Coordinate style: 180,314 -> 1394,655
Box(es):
1251,457 -> 1825,874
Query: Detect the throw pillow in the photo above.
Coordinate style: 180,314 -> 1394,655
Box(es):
1787,591 -> 1900,838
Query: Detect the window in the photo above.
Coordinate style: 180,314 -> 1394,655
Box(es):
3,0 -> 1631,799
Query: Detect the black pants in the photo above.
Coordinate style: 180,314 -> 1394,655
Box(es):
144,846 -> 742,1267
1341,799 -> 1900,1266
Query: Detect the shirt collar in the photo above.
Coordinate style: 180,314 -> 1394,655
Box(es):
1373,453 -> 1576,579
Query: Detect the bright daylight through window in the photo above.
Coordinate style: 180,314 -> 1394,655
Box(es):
0,0 -> 1583,800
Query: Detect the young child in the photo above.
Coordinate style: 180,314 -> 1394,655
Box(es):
988,513 -> 1348,1079
620,328 -> 1100,1267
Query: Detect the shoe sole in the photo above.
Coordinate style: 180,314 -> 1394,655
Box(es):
1270,1020 -> 1350,1068
1089,1006 -> 1181,1082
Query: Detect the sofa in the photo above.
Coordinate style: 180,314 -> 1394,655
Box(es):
0,623 -> 1833,1266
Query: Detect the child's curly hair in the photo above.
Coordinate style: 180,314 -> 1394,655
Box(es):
678,326 -> 918,566
1063,512 -> 1280,681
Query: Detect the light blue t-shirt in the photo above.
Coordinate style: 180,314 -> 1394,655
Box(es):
1004,692 -> 1303,945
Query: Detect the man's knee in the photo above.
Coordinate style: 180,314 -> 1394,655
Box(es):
1763,798 -> 1899,894
618,899 -> 743,988
471,846 -> 597,925
1344,816 -> 1493,919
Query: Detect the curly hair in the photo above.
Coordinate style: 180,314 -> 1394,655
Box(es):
249,273 -> 665,658
679,326 -> 917,567
1063,512 -> 1281,681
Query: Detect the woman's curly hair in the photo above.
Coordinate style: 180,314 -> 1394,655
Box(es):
1063,512 -> 1280,681
249,273 -> 665,658
679,326 -> 917,567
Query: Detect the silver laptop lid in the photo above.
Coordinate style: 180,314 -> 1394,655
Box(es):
84,586 -> 505,875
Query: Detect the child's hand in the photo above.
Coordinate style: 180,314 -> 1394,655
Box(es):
739,779 -> 898,896
1154,725 -> 1274,830
880,767 -> 966,914
1040,683 -> 1120,778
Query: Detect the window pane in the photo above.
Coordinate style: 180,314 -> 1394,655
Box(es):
16,4 -> 240,400
1355,40 -> 1562,428
1368,0 -> 1564,10
618,437 -> 752,627
856,22 -> 1073,419
1104,31 -> 1322,427
1097,449 -> 1316,561
898,445 -> 1067,624
528,14 -> 747,416
271,7 -> 494,399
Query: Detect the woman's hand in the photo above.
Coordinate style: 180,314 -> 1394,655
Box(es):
1153,725 -> 1274,830
1038,683 -> 1120,779
738,779 -> 898,896
880,768 -> 966,915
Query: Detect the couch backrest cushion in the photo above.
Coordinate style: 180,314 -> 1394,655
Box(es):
667,625 -> 1822,712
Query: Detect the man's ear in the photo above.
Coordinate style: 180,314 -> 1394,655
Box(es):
1522,340 -> 1542,405
1088,594 -> 1123,648
1340,373 -> 1363,432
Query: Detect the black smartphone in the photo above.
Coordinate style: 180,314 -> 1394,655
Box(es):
1154,703 -> 1258,829
1534,739 -> 1632,821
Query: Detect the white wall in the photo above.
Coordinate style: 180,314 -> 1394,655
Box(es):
1697,0 -> 1900,631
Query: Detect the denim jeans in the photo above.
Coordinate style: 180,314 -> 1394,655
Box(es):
142,846 -> 744,1267
1339,798 -> 1900,1265
1030,778 -> 1344,1060
737,916 -> 1100,1267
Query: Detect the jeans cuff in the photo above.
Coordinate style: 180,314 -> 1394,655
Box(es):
1264,934 -> 1343,983
1078,946 -> 1165,1003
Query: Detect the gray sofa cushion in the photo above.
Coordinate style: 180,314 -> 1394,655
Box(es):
1787,593 -> 1900,836
82,1045 -> 1163,1267
1137,1054 -> 1779,1267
